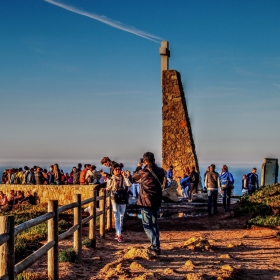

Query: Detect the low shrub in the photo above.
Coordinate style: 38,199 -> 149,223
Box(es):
248,216 -> 280,227
82,238 -> 95,248
15,272 -> 39,280
237,183 -> 280,228
58,248 -> 76,262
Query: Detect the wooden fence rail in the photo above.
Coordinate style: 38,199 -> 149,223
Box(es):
0,190 -> 113,280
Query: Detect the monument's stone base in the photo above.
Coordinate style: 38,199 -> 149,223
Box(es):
162,181 -> 180,202
0,184 -> 99,205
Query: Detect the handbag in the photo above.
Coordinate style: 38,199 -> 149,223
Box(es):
113,176 -> 128,204
114,189 -> 128,204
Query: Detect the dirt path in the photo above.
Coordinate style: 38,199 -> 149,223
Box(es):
27,204 -> 280,280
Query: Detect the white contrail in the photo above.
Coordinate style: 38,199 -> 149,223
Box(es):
44,0 -> 162,43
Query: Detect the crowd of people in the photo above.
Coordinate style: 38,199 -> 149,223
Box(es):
1,163 -> 103,185
203,165 -> 258,215
166,164 -> 259,216
0,157 -> 259,254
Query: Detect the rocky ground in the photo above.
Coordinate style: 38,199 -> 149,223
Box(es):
25,202 -> 280,280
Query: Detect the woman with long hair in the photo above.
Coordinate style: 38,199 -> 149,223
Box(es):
105,163 -> 131,243
53,163 -> 61,185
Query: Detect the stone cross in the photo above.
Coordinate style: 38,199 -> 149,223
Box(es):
159,41 -> 170,86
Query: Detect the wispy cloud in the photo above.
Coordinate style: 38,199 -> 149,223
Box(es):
44,0 -> 162,43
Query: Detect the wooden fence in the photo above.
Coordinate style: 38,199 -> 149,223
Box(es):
0,190 -> 113,280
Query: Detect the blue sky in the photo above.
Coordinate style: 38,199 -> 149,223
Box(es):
1,0 -> 280,169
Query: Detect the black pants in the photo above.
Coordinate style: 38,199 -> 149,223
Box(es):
207,190 -> 218,214
222,187 -> 231,210
188,183 -> 197,200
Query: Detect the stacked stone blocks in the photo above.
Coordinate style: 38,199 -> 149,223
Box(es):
162,70 -> 199,179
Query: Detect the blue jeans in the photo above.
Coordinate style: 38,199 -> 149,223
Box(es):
111,200 -> 126,236
207,189 -> 218,214
131,183 -> 140,197
141,207 -> 160,250
167,178 -> 172,187
181,186 -> 189,199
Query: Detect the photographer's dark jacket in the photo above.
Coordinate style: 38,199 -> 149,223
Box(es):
132,164 -> 165,209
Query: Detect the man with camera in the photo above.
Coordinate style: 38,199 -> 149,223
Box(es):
132,152 -> 165,255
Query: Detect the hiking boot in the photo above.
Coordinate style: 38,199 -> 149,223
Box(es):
117,235 -> 124,243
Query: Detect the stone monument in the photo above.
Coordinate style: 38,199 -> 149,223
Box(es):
261,158 -> 279,186
159,41 -> 200,183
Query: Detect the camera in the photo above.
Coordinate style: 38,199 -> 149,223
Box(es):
140,158 -> 143,163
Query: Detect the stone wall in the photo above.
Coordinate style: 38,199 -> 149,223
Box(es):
0,184 -> 99,205
162,70 -> 200,180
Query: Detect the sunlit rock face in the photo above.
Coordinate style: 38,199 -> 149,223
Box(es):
162,70 -> 200,181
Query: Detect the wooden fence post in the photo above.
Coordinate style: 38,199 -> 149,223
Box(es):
74,194 -> 82,262
99,190 -> 106,238
0,215 -> 15,280
89,190 -> 97,248
106,194 -> 112,231
48,200 -> 58,280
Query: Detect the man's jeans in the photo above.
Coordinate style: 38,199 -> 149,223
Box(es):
111,200 -> 126,236
167,178 -> 172,187
181,186 -> 189,199
221,187 -> 231,210
131,183 -> 140,197
207,189 -> 218,214
141,207 -> 160,250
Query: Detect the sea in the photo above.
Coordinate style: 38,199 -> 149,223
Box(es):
0,163 -> 261,196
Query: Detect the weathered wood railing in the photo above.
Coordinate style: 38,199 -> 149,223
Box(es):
0,190 -> 112,280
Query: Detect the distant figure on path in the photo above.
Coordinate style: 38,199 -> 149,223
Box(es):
220,165 -> 234,212
246,168 -> 259,195
189,166 -> 199,200
179,175 -> 190,200
166,165 -> 173,187
205,164 -> 220,215
132,152 -> 165,255
241,174 -> 248,195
